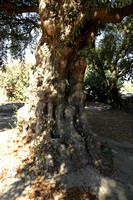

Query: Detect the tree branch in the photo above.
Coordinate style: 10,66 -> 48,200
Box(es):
89,4 -> 133,23
74,3 -> 133,50
0,18 -> 40,29
0,2 -> 38,16
21,18 -> 40,29
118,65 -> 131,79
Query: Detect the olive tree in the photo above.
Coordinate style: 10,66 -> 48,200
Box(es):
1,0 -> 133,175
84,16 -> 133,107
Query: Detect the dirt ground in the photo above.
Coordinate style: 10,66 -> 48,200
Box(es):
0,101 -> 133,200
0,101 -> 132,142
85,101 -> 133,144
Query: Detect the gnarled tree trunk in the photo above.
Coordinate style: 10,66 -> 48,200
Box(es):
17,0 -> 133,177
29,40 -> 113,176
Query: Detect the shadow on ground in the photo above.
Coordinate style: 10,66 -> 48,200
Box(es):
0,103 -> 24,131
0,175 -> 35,200
0,102 -> 133,200
85,102 -> 133,144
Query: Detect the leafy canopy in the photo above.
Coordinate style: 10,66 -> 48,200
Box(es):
0,0 -> 39,64
84,15 -> 133,103
0,0 -> 133,64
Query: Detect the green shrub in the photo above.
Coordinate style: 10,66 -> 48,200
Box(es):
0,61 -> 31,101
84,66 -> 110,103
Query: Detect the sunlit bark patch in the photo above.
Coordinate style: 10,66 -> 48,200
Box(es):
16,0 -> 133,183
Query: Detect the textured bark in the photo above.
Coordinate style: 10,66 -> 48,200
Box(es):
28,39 -> 113,176
17,1 -> 133,177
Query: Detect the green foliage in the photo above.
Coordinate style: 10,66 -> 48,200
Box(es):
0,0 -> 132,64
0,62 -> 31,101
83,16 -> 133,104
102,140 -> 108,145
81,133 -> 86,142
55,49 -> 62,57
0,0 -> 40,64
84,65 -> 110,102
101,140 -> 109,155
102,148 -> 109,155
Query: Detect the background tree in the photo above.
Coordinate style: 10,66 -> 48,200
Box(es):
84,65 -> 110,103
0,0 -> 40,64
84,16 -> 133,107
1,0 -> 133,176
0,61 -> 30,101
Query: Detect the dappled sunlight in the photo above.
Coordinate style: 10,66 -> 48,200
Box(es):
98,177 -> 126,200
0,103 -> 24,131
0,102 -> 133,199
0,125 -> 101,199
16,175 -> 99,200
0,0 -> 133,199
0,105 -> 36,199
0,128 -> 34,181
116,13 -> 121,20
94,11 -> 98,17
0,129 -> 22,179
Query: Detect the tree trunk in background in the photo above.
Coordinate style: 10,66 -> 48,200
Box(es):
109,86 -> 122,109
18,0 -> 117,176
97,64 -> 122,108
109,67 -> 122,108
